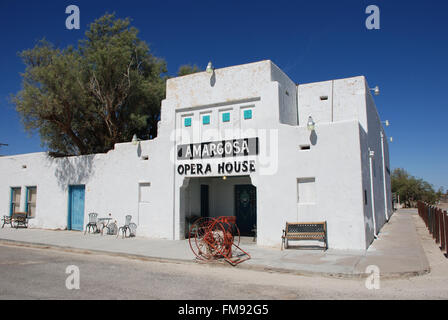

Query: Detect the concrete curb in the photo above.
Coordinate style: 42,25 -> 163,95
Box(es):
0,238 -> 430,280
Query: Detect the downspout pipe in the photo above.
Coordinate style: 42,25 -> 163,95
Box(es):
172,108 -> 177,240
380,131 -> 389,221
369,149 -> 378,239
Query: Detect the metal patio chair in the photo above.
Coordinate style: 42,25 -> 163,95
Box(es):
128,223 -> 137,237
2,215 -> 12,228
117,215 -> 133,238
84,212 -> 98,235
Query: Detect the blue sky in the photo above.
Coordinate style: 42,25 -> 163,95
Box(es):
0,0 -> 447,190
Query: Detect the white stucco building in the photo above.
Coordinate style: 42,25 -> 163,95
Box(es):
0,60 -> 392,250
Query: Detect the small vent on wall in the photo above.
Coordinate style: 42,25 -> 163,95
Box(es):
300,145 -> 311,150
320,96 -> 328,101
141,155 -> 149,160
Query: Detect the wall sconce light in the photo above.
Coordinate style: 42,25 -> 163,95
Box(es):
382,120 -> 390,127
131,134 -> 141,146
390,137 -> 393,143
222,176 -> 227,180
206,61 -> 214,74
307,116 -> 315,131
370,86 -> 380,96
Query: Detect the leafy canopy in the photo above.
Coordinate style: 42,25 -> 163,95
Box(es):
13,13 -> 170,156
177,64 -> 201,76
391,168 -> 444,206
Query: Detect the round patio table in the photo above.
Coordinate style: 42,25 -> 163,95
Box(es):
97,217 -> 113,234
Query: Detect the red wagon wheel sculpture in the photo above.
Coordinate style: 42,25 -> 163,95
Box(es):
188,216 -> 249,266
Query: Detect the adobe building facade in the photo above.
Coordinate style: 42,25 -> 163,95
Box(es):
0,60 -> 392,250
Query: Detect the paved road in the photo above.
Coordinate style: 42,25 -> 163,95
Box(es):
1,217 -> 448,300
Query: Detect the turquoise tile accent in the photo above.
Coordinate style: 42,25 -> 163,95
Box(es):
222,112 -> 230,122
184,117 -> 192,127
203,115 -> 210,125
244,109 -> 252,120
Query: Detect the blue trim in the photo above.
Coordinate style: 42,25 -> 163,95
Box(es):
222,112 -> 230,122
67,186 -> 72,230
9,188 -> 13,216
67,185 -> 85,231
25,187 -> 29,216
244,109 -> 252,120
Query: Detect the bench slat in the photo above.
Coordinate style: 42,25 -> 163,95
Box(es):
282,221 -> 327,250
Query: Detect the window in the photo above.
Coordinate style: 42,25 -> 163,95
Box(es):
184,117 -> 192,127
26,187 -> 37,218
243,109 -> 252,120
297,178 -> 316,204
10,187 -> 21,215
222,112 -> 230,122
139,183 -> 151,203
202,115 -> 210,125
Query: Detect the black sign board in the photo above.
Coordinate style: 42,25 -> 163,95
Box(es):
177,137 -> 259,160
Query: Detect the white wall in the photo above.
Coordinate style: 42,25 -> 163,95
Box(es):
0,60 -> 391,251
0,135 -> 174,239
361,83 -> 391,242
255,120 -> 366,249
297,76 -> 391,248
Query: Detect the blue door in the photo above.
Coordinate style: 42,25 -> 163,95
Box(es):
68,185 -> 85,231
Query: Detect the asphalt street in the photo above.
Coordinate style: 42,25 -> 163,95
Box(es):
1,229 -> 448,300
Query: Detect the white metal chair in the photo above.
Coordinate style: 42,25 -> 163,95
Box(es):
117,215 -> 134,238
128,223 -> 137,237
84,212 -> 98,234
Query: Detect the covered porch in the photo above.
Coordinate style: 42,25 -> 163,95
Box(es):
179,175 -> 257,238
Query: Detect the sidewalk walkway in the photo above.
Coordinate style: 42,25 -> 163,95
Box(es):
0,209 -> 429,278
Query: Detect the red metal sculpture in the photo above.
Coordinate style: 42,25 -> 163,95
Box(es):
188,216 -> 251,266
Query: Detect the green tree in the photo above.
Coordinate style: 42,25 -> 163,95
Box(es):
13,13 -> 167,156
177,64 -> 201,76
391,168 -> 443,206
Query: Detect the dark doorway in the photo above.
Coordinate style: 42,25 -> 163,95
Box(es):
200,184 -> 209,218
235,184 -> 256,236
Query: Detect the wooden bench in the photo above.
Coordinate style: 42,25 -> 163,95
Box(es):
281,222 -> 327,250
1,212 -> 28,229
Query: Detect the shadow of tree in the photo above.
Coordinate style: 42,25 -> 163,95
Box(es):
45,154 -> 96,191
